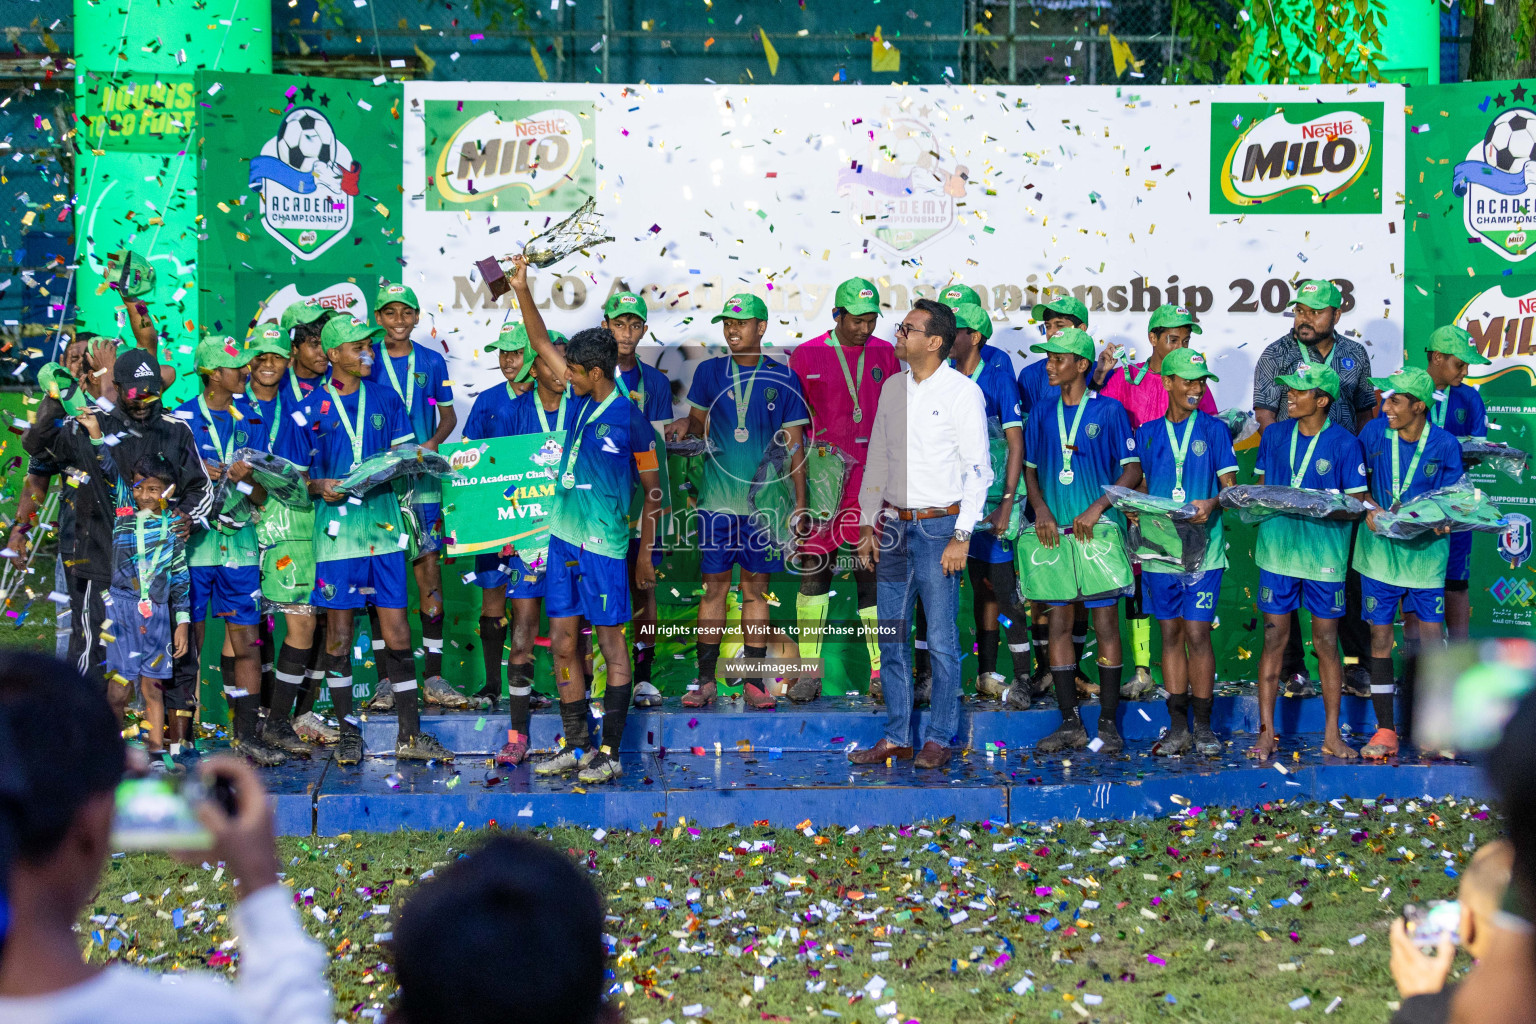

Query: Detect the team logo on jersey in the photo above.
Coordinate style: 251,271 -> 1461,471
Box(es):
414,371 -> 427,389
321,583 -> 337,599
1425,461 -> 1439,476
1315,458 -> 1332,474
508,570 -> 522,586
1341,357 -> 1356,370
1260,586 -> 1273,603
596,424 -> 611,438
764,387 -> 779,403
370,412 -> 384,430
1364,595 -> 1378,612
1192,440 -> 1208,456
1085,423 -> 1101,439
1456,408 -> 1468,423
872,367 -> 885,381
235,430 -> 248,446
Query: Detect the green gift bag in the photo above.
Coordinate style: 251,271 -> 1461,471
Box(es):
256,503 -> 316,608
1075,521 -> 1135,597
1015,528 -> 1082,603
805,442 -> 852,520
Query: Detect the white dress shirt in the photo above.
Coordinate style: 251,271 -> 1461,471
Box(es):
858,362 -> 993,533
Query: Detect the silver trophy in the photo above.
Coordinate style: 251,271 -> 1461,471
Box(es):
476,196 -> 615,298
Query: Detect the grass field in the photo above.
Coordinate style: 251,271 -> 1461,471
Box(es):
83,797 -> 1499,1024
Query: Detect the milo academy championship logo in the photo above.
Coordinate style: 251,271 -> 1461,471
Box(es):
1455,97 -> 1536,261
424,100 -> 596,213
836,107 -> 968,254
1209,103 -> 1381,214
249,106 -> 361,260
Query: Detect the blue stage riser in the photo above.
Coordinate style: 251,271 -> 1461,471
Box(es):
360,695 -> 1389,755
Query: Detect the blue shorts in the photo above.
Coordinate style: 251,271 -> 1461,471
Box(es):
188,565 -> 262,626
105,587 -> 175,680
1143,568 -> 1223,623
1257,569 -> 1346,619
545,535 -> 631,626
313,552 -> 410,610
699,510 -> 783,575
1360,574 -> 1445,625
472,551 -> 546,599
968,529 -> 1012,565
412,501 -> 444,556
627,536 -> 665,568
1447,531 -> 1472,583
1047,595 -> 1121,610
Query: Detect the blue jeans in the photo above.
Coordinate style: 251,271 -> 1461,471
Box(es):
876,513 -> 962,749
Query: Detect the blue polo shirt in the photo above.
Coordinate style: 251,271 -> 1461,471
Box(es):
617,361 -> 673,423
548,389 -> 655,559
1133,411 -> 1238,573
685,354 -> 810,515
1017,358 -> 1056,418
176,394 -> 270,569
275,380 -> 413,562
1253,420 -> 1368,582
1025,391 -> 1137,526
366,342 -> 454,445
1353,418 -> 1465,589
1430,383 -> 1488,439
461,382 -> 524,442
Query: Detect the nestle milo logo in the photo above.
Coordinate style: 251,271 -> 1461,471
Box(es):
1211,103 -> 1381,214
450,447 -> 483,471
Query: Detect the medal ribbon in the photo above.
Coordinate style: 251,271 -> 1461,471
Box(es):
831,340 -> 868,421
1390,426 -> 1430,506
382,346 -> 417,415
535,390 -> 568,434
1431,391 -> 1449,428
134,511 -> 172,609
616,366 -> 646,409
1287,423 -> 1325,489
1056,395 -> 1092,479
730,358 -> 762,439
560,389 -> 620,487
326,383 -> 367,467
198,396 -> 236,465
247,386 -> 282,446
1163,413 -> 1197,498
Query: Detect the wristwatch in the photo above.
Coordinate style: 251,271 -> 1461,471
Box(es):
953,529 -> 972,543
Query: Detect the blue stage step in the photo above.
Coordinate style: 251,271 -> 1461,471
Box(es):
277,740 -> 1487,836
358,692 -> 1388,755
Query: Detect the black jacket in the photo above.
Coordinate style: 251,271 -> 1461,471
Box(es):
24,397 -> 213,584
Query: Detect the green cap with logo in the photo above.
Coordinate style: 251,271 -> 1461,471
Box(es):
1292,279 -> 1342,310
711,292 -> 769,323
1029,326 -> 1095,362
604,291 -> 649,321
1159,348 -> 1219,382
487,322 -> 530,354
320,315 -> 385,352
834,277 -> 882,317
246,323 -> 291,358
1426,323 -> 1492,366
1276,360 -> 1341,401
196,334 -> 256,372
1030,294 -> 1089,327
1148,303 -> 1203,335
375,282 -> 419,312
280,298 -> 329,332
1371,366 -> 1437,407
952,302 -> 993,339
939,283 -> 983,308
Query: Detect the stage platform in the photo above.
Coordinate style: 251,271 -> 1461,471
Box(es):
257,693 -> 1492,835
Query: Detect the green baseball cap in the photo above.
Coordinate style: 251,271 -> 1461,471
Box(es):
712,292 -> 769,323
1147,303 -> 1203,335
320,315 -> 385,352
834,277 -> 882,317
279,298 -> 329,332
1426,323 -> 1492,366
487,322 -> 530,354
952,302 -> 992,339
1159,348 -> 1219,381
1292,279 -> 1342,310
604,291 -> 649,321
1276,360 -> 1341,401
195,334 -> 255,372
246,324 -> 291,358
1030,294 -> 1089,327
1372,366 -> 1437,407
375,283 -> 419,312
939,283 -> 983,308
1029,326 -> 1095,362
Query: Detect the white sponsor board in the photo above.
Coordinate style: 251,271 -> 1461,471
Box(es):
400,83 -> 1405,427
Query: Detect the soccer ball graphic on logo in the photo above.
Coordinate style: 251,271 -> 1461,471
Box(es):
276,109 -> 336,174
1484,109 -> 1536,173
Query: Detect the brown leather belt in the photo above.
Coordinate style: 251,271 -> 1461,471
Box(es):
885,502 -> 961,521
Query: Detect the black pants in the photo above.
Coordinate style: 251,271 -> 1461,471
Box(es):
66,573 -> 109,685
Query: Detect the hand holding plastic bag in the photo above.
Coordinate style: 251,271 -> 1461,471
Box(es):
337,443 -> 457,498
1368,481 -> 1509,540
232,448 -> 312,510
1102,485 -> 1207,575
665,436 -> 719,458
1219,483 -> 1369,525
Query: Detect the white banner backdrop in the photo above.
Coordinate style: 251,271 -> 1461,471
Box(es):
400,83 -> 1405,427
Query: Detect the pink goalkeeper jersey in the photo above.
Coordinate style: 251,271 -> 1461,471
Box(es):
789,332 -> 900,466
1101,359 -> 1219,428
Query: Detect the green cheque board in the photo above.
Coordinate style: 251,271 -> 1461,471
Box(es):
441,433 -> 564,565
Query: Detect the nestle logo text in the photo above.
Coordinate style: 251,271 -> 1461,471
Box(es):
1301,121 -> 1353,140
